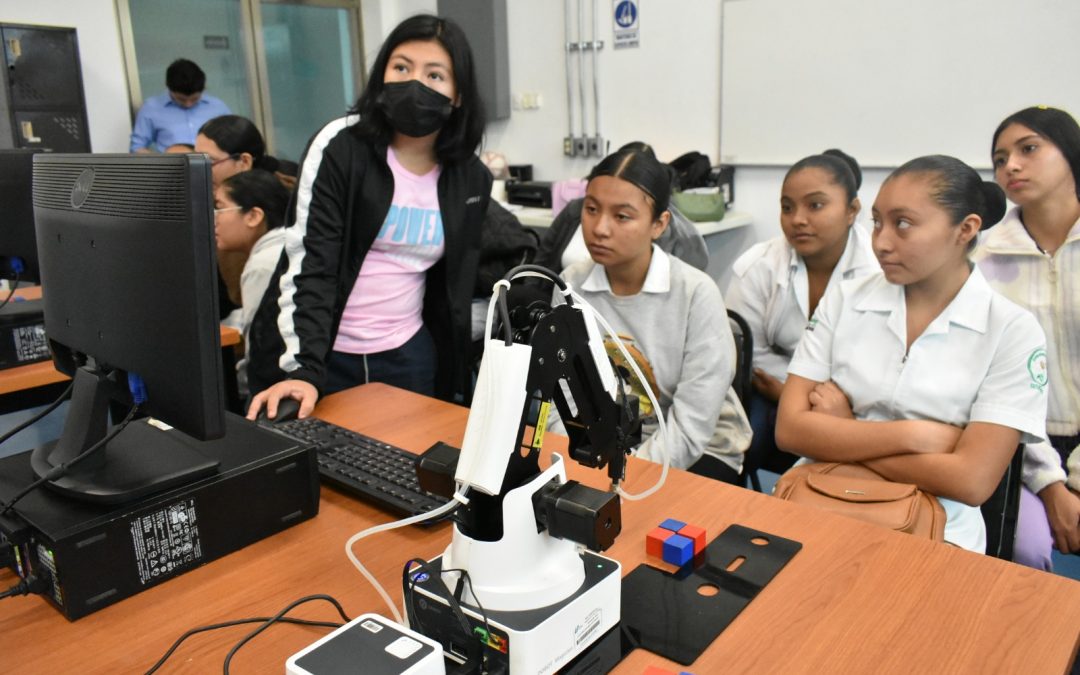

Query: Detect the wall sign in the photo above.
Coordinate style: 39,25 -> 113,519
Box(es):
613,0 -> 639,49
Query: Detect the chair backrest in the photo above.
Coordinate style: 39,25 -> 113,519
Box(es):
726,308 -> 753,416
981,444 -> 1025,560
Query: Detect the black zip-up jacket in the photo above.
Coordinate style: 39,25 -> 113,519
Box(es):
247,116 -> 492,402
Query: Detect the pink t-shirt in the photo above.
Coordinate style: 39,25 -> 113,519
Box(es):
333,149 -> 444,354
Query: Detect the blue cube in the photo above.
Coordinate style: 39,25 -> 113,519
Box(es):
662,533 -> 695,566
658,518 -> 686,532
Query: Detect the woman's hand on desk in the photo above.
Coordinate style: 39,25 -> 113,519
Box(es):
246,379 -> 318,421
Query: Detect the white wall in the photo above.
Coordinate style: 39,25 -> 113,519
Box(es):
361,0 -> 439,68
487,0 -> 721,183
0,0 -> 132,152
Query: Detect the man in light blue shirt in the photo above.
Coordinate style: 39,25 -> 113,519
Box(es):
130,58 -> 231,153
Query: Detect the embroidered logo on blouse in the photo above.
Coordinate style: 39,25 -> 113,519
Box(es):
1027,347 -> 1048,393
465,195 -> 482,204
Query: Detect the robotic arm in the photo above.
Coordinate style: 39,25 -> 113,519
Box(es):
433,266 -> 641,551
411,267 -> 642,672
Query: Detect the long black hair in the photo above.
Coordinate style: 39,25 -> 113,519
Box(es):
220,170 -> 290,231
587,147 -> 672,220
786,148 -> 862,203
199,115 -> 285,173
992,106 -> 1080,201
887,155 -> 1007,248
349,14 -> 485,164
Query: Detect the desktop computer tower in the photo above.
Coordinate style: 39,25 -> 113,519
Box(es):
0,413 -> 319,620
0,299 -> 49,369
0,24 -> 91,152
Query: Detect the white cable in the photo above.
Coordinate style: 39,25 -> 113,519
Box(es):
567,288 -> 669,501
483,278 -> 512,342
345,488 -> 469,625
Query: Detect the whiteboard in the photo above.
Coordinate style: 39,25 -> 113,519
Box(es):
719,0 -> 1080,169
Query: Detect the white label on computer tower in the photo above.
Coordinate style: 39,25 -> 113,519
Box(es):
129,498 -> 203,585
13,324 -> 48,361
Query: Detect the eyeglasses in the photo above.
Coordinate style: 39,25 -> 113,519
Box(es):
210,154 -> 240,166
213,206 -> 243,217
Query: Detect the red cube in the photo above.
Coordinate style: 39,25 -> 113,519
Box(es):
645,526 -> 672,558
678,524 -> 707,555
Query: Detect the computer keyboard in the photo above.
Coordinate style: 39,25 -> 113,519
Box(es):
267,417 -> 450,518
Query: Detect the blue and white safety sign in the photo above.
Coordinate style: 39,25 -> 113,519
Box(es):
613,0 -> 640,49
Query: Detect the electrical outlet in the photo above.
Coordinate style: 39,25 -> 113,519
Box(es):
564,136 -> 576,157
574,137 -> 588,156
588,136 -> 604,157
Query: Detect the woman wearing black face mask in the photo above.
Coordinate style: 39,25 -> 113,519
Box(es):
245,14 -> 490,420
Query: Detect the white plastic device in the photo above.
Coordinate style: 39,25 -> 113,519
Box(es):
286,613 -> 445,675
453,339 -> 532,495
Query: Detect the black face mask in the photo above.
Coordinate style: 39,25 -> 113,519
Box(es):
377,80 -> 453,138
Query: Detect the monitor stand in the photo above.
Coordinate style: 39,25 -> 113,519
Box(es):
29,366 -> 220,505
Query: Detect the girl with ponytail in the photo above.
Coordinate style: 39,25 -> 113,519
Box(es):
553,146 -> 752,482
776,155 -> 1050,552
725,149 -> 878,480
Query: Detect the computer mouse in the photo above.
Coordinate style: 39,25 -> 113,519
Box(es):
256,397 -> 302,424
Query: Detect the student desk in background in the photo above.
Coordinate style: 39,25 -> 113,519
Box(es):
0,286 -> 244,413
2,383 -> 1079,673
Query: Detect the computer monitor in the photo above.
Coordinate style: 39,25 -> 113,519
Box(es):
29,153 -> 226,504
0,149 -> 43,284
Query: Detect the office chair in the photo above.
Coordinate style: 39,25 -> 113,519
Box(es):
726,309 -> 760,491
981,444 -> 1025,560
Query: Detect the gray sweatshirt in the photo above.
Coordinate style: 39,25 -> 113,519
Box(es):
559,247 -> 751,472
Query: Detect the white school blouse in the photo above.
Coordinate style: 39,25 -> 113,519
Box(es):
788,267 -> 1049,551
725,224 -> 878,383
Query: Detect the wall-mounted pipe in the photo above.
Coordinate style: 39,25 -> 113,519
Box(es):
590,0 -> 603,157
564,0 -> 604,158
564,0 -> 576,156
576,0 -> 587,157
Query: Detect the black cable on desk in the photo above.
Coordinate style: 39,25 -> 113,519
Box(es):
144,611 -> 347,675
0,403 -> 139,516
0,571 -> 50,600
0,381 -> 74,448
221,594 -> 351,674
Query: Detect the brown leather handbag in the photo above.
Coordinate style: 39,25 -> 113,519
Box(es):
774,462 -> 946,540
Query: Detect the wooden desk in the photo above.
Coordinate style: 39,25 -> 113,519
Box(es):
2,383 -> 1079,673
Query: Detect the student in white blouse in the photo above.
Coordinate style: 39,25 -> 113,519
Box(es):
777,155 -> 1049,552
725,150 -> 878,477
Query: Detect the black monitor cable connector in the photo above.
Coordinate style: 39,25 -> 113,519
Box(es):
0,570 -> 51,600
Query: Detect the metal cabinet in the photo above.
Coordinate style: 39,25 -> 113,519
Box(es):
0,24 -> 91,152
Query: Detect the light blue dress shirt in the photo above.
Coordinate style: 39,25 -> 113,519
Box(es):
129,91 -> 231,152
